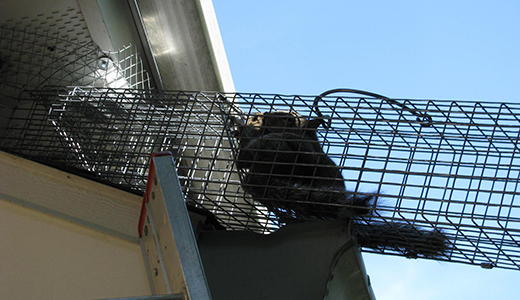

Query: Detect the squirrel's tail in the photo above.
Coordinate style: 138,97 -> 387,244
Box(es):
353,221 -> 449,258
243,175 -> 449,258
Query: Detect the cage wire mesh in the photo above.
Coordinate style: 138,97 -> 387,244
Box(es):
1,7 -> 519,271
0,21 -> 153,168
0,87 -> 519,271
0,21 -> 151,109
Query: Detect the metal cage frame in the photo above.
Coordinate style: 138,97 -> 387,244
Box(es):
1,87 -> 519,270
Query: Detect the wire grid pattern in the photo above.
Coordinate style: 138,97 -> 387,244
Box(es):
0,88 -> 518,270
0,17 -> 152,158
0,18 -> 151,106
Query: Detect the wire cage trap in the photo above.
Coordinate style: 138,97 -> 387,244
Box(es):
1,87 -> 519,271
0,24 -> 152,120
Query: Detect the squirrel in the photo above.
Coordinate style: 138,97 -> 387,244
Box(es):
234,110 -> 448,258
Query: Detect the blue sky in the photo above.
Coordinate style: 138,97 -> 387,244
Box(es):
214,1 -> 520,299
214,0 -> 519,101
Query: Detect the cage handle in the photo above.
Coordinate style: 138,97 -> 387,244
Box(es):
312,88 -> 433,128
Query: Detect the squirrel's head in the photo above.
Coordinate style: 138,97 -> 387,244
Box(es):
234,110 -> 326,143
248,111 -> 325,132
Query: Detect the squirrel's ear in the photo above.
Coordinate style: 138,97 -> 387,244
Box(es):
306,118 -> 325,129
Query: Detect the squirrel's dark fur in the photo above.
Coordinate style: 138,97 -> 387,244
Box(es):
235,111 -> 448,258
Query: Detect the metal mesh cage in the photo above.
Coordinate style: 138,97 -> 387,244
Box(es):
1,87 -> 519,270
0,24 -> 151,106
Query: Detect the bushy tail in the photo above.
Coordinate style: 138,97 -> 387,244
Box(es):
242,174 -> 449,258
353,221 -> 449,258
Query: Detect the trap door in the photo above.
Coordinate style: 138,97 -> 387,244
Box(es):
138,152 -> 212,299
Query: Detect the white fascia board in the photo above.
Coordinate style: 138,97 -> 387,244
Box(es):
135,0 -> 235,92
195,0 -> 236,93
0,151 -> 142,242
